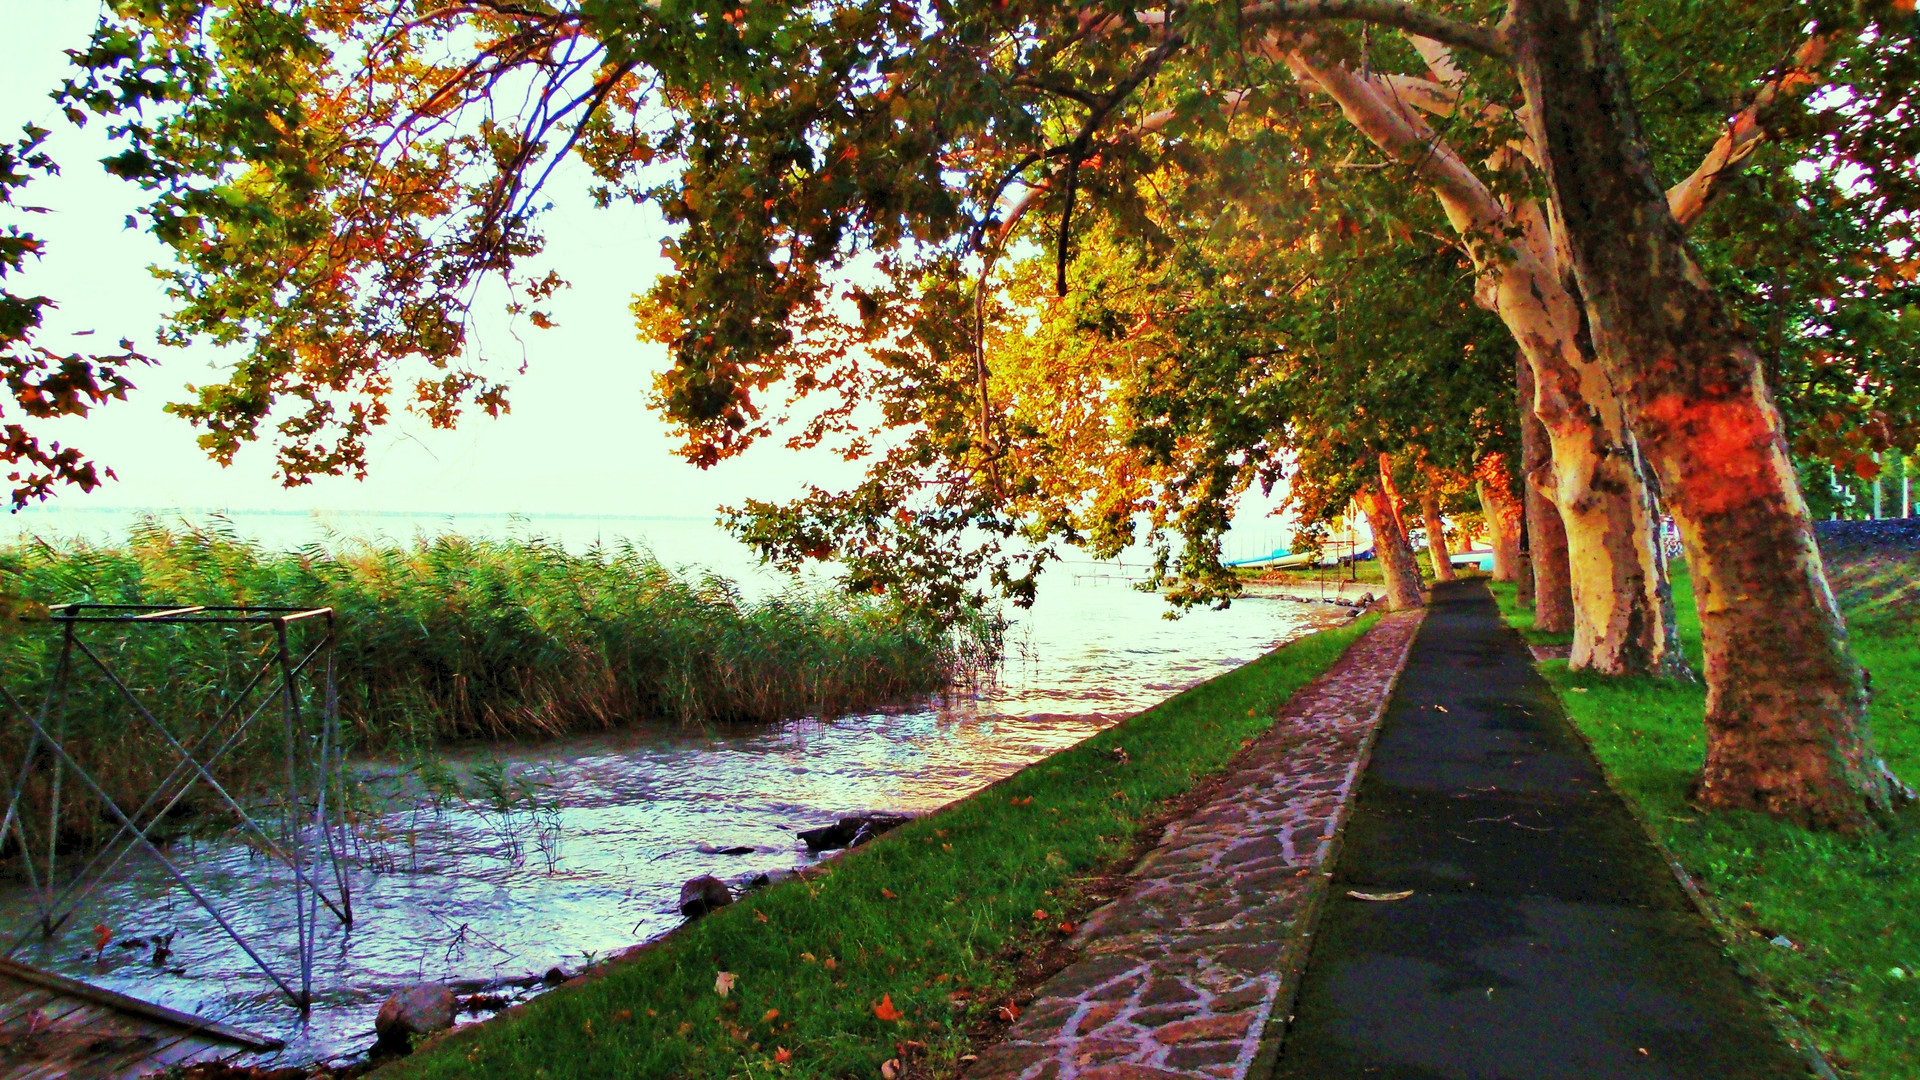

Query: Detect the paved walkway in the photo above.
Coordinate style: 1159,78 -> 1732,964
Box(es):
967,609 -> 1425,1080
1273,581 -> 1809,1079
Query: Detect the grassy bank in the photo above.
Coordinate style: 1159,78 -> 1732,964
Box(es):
382,614 -> 1379,1080
1241,548 -> 1451,587
0,519 -> 987,845
1491,561 -> 1920,1078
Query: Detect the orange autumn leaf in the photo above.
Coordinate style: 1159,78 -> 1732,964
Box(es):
873,993 -> 904,1022
755,910 -> 770,923
1032,909 -> 1049,921
762,1008 -> 780,1024
92,924 -> 112,952
1009,796 -> 1032,806
775,1046 -> 792,1064
881,888 -> 898,899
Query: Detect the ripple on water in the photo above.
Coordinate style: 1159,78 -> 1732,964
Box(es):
0,579 -> 1353,1064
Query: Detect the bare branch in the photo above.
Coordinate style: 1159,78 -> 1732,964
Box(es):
1667,31 -> 1843,227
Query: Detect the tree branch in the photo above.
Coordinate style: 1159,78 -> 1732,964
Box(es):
1242,0 -> 1510,60
1666,31 -> 1844,228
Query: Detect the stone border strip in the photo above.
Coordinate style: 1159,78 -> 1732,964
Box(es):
964,609 -> 1425,1080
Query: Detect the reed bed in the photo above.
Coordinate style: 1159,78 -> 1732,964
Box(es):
0,518 -> 993,848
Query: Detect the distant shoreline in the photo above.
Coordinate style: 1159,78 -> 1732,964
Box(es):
8,506 -> 721,522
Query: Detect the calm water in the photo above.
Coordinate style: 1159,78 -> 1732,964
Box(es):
0,512 -> 1346,1064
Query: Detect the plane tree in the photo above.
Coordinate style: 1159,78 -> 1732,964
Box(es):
40,0 -> 1920,825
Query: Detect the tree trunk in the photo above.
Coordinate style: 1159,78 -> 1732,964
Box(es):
1514,0 -> 1908,827
1377,452 -> 1416,572
1421,484 -> 1458,584
1475,454 -> 1524,583
1515,529 -> 1536,609
1358,479 -> 1425,611
1518,353 -> 1574,632
1282,47 -> 1686,680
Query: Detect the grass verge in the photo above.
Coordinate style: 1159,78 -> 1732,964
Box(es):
1490,566 -> 1919,1079
380,614 -> 1380,1080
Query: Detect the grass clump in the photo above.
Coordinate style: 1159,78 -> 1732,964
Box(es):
1490,561 -> 1920,1079
381,614 -> 1378,1080
0,518 -> 988,846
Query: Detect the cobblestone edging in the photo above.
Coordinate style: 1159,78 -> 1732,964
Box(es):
964,610 -> 1425,1080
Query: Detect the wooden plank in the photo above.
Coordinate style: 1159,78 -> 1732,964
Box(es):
0,959 -> 280,1050
0,986 -> 63,1027
0,988 -> 93,1031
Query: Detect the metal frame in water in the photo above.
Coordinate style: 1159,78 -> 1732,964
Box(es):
0,603 -> 352,1011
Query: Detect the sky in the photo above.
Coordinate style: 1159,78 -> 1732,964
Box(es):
0,2 -> 1292,542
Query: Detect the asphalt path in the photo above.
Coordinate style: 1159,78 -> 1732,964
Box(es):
1270,580 -> 1811,1080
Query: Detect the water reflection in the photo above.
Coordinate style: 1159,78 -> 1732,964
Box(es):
0,578 -> 1350,1064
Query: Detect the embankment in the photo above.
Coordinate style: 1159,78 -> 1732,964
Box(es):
378,615 -> 1380,1080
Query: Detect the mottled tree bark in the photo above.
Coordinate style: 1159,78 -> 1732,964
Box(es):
1282,47 -> 1684,678
1518,353 -> 1574,632
1475,454 -> 1525,583
1514,0 -> 1909,827
1421,483 -> 1458,584
1359,479 -> 1425,611
1377,452 -> 1415,557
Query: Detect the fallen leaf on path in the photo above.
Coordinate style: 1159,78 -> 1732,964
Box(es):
874,994 -> 904,1022
881,888 -> 898,899
995,1001 -> 1021,1022
1347,890 -> 1415,902
755,910 -> 769,923
762,1009 -> 780,1023
715,971 -> 737,997
825,957 -> 839,971
880,1057 -> 902,1079
1057,922 -> 1076,934
799,951 -> 816,963
774,1047 -> 792,1064
1032,909 -> 1049,921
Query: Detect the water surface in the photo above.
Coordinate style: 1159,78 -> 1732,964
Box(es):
0,530 -> 1349,1064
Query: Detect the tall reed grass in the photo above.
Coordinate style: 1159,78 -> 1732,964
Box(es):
0,518 -> 994,848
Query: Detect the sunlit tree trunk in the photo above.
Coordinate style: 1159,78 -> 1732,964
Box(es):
1421,481 -> 1458,584
1518,353 -> 1574,633
1359,477 -> 1425,611
1282,46 -> 1685,679
1377,451 -> 1415,562
1476,454 -> 1524,582
1514,0 -> 1909,827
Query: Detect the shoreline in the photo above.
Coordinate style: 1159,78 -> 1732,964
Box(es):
371,616 -> 1382,1080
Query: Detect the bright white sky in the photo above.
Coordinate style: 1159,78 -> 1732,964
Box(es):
1,2 -> 1291,541
1,1 -> 866,520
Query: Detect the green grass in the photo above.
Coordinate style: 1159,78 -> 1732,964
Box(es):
1246,548 -> 1454,587
382,614 -> 1380,1080
1490,565 -> 1920,1078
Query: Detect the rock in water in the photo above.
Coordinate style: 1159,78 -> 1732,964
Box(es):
680,874 -> 733,918
796,814 -> 913,852
374,983 -> 457,1051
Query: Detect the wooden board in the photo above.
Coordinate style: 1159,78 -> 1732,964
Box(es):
0,958 -> 278,1080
